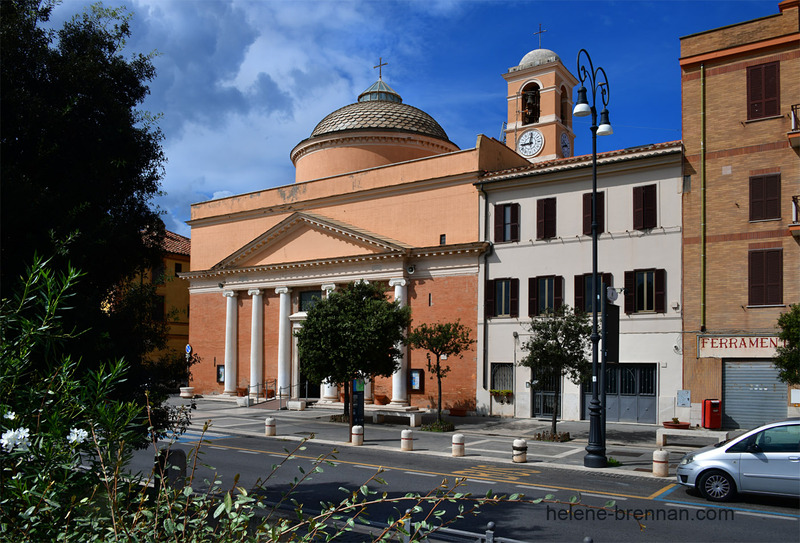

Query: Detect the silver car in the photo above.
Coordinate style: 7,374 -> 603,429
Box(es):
676,418 -> 800,501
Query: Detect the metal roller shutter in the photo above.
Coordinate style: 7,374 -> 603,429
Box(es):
722,360 -> 787,429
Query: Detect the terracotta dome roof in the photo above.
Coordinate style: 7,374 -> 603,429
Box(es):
309,79 -> 450,141
311,100 -> 449,140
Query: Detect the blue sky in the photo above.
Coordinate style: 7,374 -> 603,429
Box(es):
50,0 -> 780,236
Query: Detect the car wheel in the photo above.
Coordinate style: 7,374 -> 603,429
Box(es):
697,470 -> 736,502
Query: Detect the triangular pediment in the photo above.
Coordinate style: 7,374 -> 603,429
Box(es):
212,212 -> 410,270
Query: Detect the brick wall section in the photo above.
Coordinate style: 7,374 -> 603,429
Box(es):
680,2 -> 799,398
189,275 -> 479,410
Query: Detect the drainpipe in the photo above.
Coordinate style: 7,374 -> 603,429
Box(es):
700,64 -> 707,332
479,183 -> 491,393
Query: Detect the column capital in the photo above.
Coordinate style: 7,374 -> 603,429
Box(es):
247,288 -> 262,296
223,290 -> 237,298
321,283 -> 336,293
389,278 -> 407,288
275,286 -> 290,295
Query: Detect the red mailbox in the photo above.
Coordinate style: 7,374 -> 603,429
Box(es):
702,399 -> 721,429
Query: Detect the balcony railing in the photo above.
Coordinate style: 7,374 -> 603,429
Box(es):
792,104 -> 800,132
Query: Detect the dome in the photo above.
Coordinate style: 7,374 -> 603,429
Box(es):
512,48 -> 561,71
309,79 -> 450,141
311,100 -> 449,140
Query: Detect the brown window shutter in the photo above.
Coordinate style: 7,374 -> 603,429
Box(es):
748,252 -> 765,306
494,205 -> 505,243
763,63 -> 779,117
765,174 -> 780,220
643,185 -> 657,229
748,64 -> 763,119
510,278 -> 519,318
633,187 -> 644,230
554,275 -> 564,310
624,271 -> 635,314
765,249 -> 783,305
536,199 -> 545,239
602,272 -> 613,289
529,277 -> 538,317
582,193 -> 592,235
574,275 -> 585,311
545,198 -> 556,239
485,279 -> 496,317
655,269 -> 666,313
510,203 -> 520,241
750,176 -> 765,220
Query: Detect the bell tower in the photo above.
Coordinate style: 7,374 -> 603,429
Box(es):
503,42 -> 578,163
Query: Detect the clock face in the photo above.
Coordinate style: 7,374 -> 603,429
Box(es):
517,129 -> 544,157
560,132 -> 571,158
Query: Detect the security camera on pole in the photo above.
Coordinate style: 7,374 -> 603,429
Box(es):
573,48 -> 613,469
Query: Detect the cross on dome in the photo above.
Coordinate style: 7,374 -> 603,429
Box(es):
374,57 -> 388,80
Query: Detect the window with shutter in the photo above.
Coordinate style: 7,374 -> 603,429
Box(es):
633,185 -> 657,230
487,278 -> 518,317
749,174 -> 781,221
747,62 -> 780,120
624,269 -> 665,314
749,249 -> 783,306
575,273 -> 613,313
537,198 -> 556,239
582,192 -> 605,236
494,203 -> 520,243
529,276 -> 564,316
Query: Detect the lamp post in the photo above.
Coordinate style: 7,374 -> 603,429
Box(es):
573,49 -> 613,468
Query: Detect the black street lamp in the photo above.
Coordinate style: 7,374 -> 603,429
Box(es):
573,49 -> 613,468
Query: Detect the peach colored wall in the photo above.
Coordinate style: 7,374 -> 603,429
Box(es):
294,137 -> 459,183
190,138 -> 523,271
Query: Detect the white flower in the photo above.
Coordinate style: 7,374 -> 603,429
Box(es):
67,428 -> 88,445
1,427 -> 31,452
3,411 -> 15,420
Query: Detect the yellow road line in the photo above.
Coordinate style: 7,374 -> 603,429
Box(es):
647,483 -> 677,499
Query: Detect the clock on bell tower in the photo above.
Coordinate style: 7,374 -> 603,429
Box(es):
503,42 -> 578,162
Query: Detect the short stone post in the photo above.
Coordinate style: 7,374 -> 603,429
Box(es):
401,429 -> 414,451
351,425 -> 364,446
452,433 -> 465,457
652,449 -> 669,477
512,439 -> 527,463
264,417 -> 276,437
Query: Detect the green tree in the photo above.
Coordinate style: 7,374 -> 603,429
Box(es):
296,281 -> 412,423
519,305 -> 591,435
0,1 -> 173,413
774,303 -> 800,386
408,320 -> 475,423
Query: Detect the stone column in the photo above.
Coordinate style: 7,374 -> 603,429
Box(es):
248,289 -> 263,397
223,290 -> 238,395
291,320 -> 302,399
275,287 -> 291,398
389,278 -> 409,406
319,284 -> 340,403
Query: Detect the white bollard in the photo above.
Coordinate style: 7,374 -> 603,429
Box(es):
401,429 -> 414,451
512,439 -> 528,463
452,433 -> 465,457
264,417 -> 276,437
351,425 -> 364,446
653,449 -> 670,477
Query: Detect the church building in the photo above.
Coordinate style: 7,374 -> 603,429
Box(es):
183,71 -> 528,410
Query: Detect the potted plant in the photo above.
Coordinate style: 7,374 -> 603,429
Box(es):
663,417 -> 691,429
490,389 -> 514,404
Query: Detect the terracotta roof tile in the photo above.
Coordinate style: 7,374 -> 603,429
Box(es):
164,230 -> 190,256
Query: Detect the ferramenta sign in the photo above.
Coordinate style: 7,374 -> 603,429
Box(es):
697,335 -> 787,358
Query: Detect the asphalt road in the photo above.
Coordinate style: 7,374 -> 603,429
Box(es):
129,433 -> 799,542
